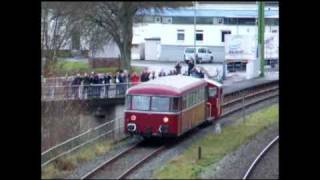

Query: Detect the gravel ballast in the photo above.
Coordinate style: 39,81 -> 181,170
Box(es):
199,123 -> 279,179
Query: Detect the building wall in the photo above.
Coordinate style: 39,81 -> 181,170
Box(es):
134,23 -> 278,61
133,23 -> 278,46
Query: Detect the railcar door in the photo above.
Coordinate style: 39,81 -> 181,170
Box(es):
206,83 -> 220,120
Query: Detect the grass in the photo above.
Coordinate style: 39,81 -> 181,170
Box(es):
48,60 -> 144,77
153,104 -> 279,179
41,139 -> 113,179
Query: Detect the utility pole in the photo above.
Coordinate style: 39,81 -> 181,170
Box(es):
193,1 -> 197,64
258,1 -> 265,77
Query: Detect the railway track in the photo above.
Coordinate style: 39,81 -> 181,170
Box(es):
242,136 -> 279,180
81,141 -> 166,179
222,82 -> 278,117
79,81 -> 278,179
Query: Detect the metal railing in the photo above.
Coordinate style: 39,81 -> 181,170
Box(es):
41,82 -> 138,101
41,116 -> 126,167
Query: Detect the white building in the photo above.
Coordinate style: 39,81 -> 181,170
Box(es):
131,2 -> 279,61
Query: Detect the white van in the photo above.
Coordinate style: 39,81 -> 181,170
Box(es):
184,47 -> 214,64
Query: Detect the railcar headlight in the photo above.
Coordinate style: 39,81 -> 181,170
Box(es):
131,115 -> 136,121
163,116 -> 169,123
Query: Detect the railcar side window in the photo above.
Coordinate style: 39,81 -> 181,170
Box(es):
171,97 -> 180,112
182,96 -> 186,109
209,87 -> 217,97
151,97 -> 170,112
132,96 -> 150,111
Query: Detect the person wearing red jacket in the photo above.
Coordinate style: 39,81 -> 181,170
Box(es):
130,72 -> 140,86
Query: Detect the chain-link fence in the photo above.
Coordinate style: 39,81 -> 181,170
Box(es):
41,116 -> 126,167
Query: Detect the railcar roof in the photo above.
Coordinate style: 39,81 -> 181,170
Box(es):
205,78 -> 222,87
128,75 -> 206,94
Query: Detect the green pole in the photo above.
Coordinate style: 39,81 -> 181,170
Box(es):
258,1 -> 265,77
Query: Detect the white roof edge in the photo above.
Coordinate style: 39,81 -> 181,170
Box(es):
205,78 -> 222,87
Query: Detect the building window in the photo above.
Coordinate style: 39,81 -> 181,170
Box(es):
163,17 -> 172,24
196,30 -> 203,41
213,17 -> 223,24
238,18 -> 256,25
221,30 -> 231,42
177,30 -> 185,41
155,16 -> 161,23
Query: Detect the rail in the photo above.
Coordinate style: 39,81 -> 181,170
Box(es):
242,136 -> 279,180
81,144 -> 166,179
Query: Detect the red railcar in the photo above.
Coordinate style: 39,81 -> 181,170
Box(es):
124,75 -> 222,138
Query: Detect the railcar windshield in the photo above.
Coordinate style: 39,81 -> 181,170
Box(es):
131,95 -> 150,111
151,97 -> 170,112
127,95 -> 180,112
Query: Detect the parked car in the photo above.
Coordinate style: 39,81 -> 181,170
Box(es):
184,47 -> 214,64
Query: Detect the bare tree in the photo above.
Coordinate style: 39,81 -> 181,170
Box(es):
41,2 -> 192,74
41,2 -> 84,76
81,1 -> 192,71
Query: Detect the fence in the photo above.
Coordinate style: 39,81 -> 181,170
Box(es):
41,116 -> 126,167
42,83 -> 137,101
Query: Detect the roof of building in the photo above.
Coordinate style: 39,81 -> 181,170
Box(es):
127,75 -> 207,96
137,8 -> 278,18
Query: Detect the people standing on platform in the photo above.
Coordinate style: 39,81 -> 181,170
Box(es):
158,69 -> 166,77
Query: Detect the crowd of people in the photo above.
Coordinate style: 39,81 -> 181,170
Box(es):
45,60 -> 206,99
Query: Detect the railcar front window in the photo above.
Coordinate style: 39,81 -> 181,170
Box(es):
132,96 -> 150,111
126,95 -> 132,109
151,97 -> 170,112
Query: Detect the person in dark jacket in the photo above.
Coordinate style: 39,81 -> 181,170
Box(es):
199,70 -> 205,78
71,73 -> 82,99
140,69 -> 150,82
93,73 -> 100,97
187,60 -> 195,76
103,73 -> 112,97
82,73 -> 90,99
150,71 -> 156,80
115,71 -> 121,95
175,61 -> 182,74
119,71 -> 128,95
